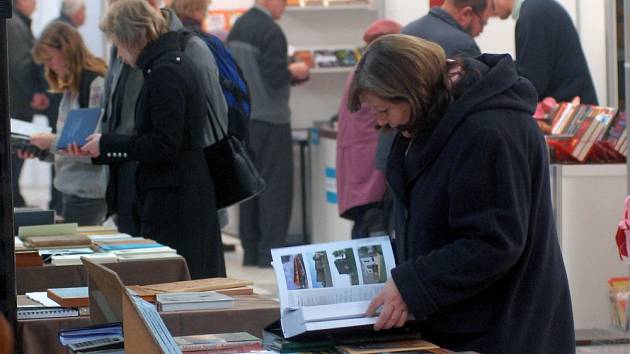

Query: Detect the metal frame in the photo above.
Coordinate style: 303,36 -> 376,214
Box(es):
605,0 -> 619,108
625,0 -> 630,190
0,0 -> 16,331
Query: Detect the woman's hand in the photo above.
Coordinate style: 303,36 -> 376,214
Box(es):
366,279 -> 409,331
79,134 -> 102,158
16,150 -> 36,160
30,133 -> 55,150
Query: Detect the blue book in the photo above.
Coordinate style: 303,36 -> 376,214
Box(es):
57,107 -> 103,149
98,243 -> 166,251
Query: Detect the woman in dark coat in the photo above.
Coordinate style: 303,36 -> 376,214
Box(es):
349,35 -> 574,354
80,0 -> 225,279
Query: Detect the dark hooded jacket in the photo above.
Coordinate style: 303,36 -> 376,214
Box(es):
387,54 -> 574,354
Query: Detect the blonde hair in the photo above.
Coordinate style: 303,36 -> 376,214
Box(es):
33,22 -> 107,94
348,34 -> 453,135
100,0 -> 168,50
171,0 -> 209,20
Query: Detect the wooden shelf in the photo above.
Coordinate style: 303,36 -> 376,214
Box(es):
285,4 -> 375,12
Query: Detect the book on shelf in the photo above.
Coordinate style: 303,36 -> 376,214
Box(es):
271,236 -> 397,338
98,242 -> 165,252
156,291 -> 234,312
546,102 -> 620,162
48,287 -> 89,308
173,332 -> 262,352
313,49 -> 340,68
126,282 -> 253,303
116,253 -> 182,263
56,107 -> 103,149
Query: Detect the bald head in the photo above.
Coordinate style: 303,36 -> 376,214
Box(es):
255,0 -> 287,20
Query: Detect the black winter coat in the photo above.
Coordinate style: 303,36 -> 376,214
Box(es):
99,32 -> 225,279
388,54 -> 574,354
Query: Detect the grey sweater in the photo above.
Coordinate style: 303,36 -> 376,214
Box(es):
51,77 -> 108,199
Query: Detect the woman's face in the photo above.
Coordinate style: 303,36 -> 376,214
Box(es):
116,42 -> 140,67
40,46 -> 67,77
362,93 -> 412,129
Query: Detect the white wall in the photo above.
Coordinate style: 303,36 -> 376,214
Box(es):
31,0 -> 106,59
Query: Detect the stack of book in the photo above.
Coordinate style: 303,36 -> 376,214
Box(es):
127,277 -> 254,303
543,102 -> 625,162
19,223 -> 91,249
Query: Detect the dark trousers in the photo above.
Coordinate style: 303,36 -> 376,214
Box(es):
114,162 -> 141,237
11,154 -> 25,207
62,194 -> 107,226
239,121 -> 293,267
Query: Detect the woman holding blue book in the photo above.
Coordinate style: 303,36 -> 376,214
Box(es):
18,22 -> 107,226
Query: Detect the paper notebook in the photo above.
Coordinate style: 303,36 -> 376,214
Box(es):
57,107 -> 103,149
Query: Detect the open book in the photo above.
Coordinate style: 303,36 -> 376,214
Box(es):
271,236 -> 396,338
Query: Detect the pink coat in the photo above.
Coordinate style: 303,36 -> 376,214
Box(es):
336,71 -> 386,216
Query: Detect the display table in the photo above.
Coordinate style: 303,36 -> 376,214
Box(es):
17,295 -> 279,354
16,258 -> 191,293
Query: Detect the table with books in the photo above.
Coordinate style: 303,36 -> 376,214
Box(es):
15,223 -> 191,293
17,292 -> 279,354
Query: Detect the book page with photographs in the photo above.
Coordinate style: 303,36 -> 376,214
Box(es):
271,236 -> 395,313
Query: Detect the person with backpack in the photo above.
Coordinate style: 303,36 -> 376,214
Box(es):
228,0 -> 310,267
18,22 -> 108,226
171,0 -> 251,142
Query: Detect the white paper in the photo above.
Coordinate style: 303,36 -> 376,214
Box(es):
11,118 -> 51,137
26,292 -> 61,307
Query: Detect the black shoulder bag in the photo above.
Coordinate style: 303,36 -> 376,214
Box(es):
204,108 -> 265,209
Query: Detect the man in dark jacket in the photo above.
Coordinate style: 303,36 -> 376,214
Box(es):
402,0 -> 490,58
352,35 -> 574,353
8,0 -> 49,207
492,0 -> 598,104
228,0 -> 310,267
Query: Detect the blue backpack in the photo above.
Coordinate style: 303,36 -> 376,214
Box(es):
180,30 -> 251,142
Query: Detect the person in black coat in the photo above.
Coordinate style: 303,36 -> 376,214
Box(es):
348,34 -> 574,354
78,0 -> 225,279
493,0 -> 598,105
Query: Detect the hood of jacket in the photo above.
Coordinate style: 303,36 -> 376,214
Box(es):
402,54 -> 538,180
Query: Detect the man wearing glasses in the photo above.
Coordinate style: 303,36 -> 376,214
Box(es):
402,0 -> 490,58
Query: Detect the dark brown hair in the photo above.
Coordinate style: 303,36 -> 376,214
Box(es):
348,34 -> 456,136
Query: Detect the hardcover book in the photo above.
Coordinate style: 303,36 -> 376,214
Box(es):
173,332 -> 262,352
271,236 -> 397,337
57,107 -> 103,149
156,291 -> 234,312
